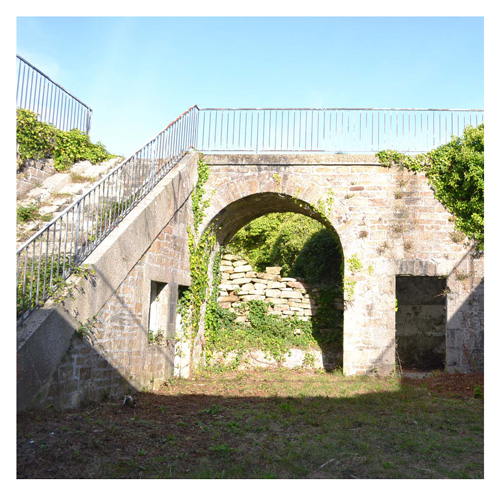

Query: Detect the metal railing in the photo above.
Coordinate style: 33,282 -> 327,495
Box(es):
16,55 -> 93,134
16,104 -> 484,324
16,105 -> 199,324
196,108 -> 484,154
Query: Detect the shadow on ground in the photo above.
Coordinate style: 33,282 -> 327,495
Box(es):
17,370 -> 483,479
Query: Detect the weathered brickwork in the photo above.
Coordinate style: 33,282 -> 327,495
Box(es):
24,152 -> 484,410
200,154 -> 484,375
36,204 -> 192,408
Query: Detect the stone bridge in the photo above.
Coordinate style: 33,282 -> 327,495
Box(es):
17,151 -> 484,410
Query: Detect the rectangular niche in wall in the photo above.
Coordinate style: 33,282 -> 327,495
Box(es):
395,276 -> 447,371
149,281 -> 170,345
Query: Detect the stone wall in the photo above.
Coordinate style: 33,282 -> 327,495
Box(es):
218,254 -> 319,321
215,253 -> 343,371
18,151 -> 485,411
34,203 -> 192,409
18,153 -> 197,410
201,154 -> 485,375
16,158 -> 57,199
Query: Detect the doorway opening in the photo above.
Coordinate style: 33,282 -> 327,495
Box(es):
395,276 -> 447,371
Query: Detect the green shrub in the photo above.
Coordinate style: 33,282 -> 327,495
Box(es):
228,212 -> 342,283
16,108 -> 113,172
376,124 -> 484,249
53,129 -> 112,171
16,109 -> 57,165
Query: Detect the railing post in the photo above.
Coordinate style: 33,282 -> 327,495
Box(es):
73,201 -> 82,267
255,110 -> 260,154
150,138 -> 157,190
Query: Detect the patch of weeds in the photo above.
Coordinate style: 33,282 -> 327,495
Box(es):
392,223 -> 405,234
70,172 -> 97,184
473,385 -> 483,399
450,231 -> 467,244
17,203 -> 52,223
209,443 -> 237,456
198,404 -> 222,416
225,421 -> 242,434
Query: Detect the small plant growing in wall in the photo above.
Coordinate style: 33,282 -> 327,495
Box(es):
148,329 -> 165,345
377,241 -> 389,255
454,271 -> 472,282
403,241 -> 413,251
272,173 -> 283,189
76,315 -> 98,338
392,223 -> 405,234
314,188 -> 335,220
343,253 -> 363,302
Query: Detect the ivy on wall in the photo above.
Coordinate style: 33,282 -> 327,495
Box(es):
180,156 -> 345,372
177,155 -> 218,355
376,124 -> 484,250
16,108 -> 114,171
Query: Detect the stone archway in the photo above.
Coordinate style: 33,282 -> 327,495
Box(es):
197,154 -> 401,376
200,192 -> 345,372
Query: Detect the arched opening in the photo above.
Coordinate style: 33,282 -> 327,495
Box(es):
201,192 -> 345,372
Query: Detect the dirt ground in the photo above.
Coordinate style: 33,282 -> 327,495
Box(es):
17,371 -> 484,479
401,372 -> 484,398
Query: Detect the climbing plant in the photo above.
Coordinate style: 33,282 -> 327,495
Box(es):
376,123 -> 484,250
180,157 -> 345,372
177,155 -> 218,353
16,108 -> 114,171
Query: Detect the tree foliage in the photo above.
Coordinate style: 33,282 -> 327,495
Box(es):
227,212 -> 342,283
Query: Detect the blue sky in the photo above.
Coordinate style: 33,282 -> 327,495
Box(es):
15,16 -> 484,157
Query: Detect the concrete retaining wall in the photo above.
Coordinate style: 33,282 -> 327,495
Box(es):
17,153 -> 198,410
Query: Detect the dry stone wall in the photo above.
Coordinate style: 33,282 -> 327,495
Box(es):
218,254 -> 318,321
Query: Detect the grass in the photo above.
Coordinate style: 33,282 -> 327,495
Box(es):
17,369 -> 483,479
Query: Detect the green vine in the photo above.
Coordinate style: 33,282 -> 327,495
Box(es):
17,109 -> 114,172
313,188 -> 335,220
376,124 -> 484,250
179,156 -> 344,372
177,155 -> 218,360
343,253 -> 363,301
